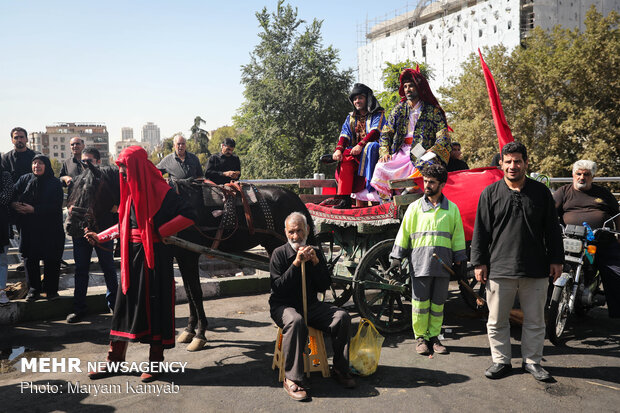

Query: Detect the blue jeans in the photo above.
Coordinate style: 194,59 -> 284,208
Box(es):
0,245 -> 8,289
72,237 -> 118,313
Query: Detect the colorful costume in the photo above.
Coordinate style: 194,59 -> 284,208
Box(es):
90,146 -> 195,382
390,194 -> 466,340
335,83 -> 385,200
371,68 -> 451,199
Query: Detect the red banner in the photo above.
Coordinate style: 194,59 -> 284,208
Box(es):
479,49 -> 514,151
415,167 -> 504,241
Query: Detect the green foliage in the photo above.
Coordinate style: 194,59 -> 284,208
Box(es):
376,60 -> 434,115
234,1 -> 353,179
189,116 -> 210,157
50,158 -> 62,177
439,7 -> 619,177
209,125 -> 243,154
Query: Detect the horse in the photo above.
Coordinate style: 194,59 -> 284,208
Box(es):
65,162 -> 315,350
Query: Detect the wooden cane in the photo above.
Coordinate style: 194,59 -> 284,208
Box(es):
301,261 -> 308,325
432,253 -> 486,306
301,261 -> 310,375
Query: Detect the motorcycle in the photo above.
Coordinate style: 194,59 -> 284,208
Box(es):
546,212 -> 620,345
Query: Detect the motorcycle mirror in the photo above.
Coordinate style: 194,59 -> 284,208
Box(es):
602,212 -> 620,229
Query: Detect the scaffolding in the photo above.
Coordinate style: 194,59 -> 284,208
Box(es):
356,0 -> 476,46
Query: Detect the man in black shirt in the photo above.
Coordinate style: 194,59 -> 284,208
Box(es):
1,127 -> 38,183
59,137 -> 85,198
66,147 -> 119,323
204,138 -> 241,185
446,142 -> 469,172
471,142 -> 563,382
156,135 -> 203,182
270,212 -> 354,401
553,160 -> 620,318
156,134 -> 208,349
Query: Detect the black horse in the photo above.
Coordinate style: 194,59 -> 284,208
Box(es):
65,162 -> 315,349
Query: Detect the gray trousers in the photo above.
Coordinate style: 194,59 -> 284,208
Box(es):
486,277 -> 548,364
271,301 -> 351,382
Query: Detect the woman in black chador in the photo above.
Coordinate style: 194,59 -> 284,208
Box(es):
11,154 -> 64,301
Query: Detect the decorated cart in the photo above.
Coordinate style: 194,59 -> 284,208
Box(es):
306,167 -> 504,334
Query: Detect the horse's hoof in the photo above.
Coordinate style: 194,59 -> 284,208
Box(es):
177,331 -> 195,344
186,337 -> 207,352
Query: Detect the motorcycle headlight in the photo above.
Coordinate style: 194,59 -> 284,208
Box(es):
563,238 -> 583,254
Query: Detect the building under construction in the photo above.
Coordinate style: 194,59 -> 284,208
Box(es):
358,0 -> 618,93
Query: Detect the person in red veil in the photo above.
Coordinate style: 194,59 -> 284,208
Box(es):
86,146 -> 196,382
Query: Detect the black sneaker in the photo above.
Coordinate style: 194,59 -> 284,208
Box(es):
46,292 -> 60,301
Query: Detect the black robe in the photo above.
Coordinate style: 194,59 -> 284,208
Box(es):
13,172 -> 64,260
109,190 -> 195,348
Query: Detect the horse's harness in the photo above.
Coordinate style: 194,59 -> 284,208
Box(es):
176,180 -> 283,250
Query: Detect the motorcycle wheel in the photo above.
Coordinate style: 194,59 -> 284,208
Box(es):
546,282 -> 572,346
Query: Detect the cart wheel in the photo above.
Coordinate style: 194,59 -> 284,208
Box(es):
353,239 -> 411,334
316,232 -> 352,306
459,264 -> 488,312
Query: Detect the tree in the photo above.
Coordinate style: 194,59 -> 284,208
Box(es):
50,158 -> 62,177
209,125 -> 243,154
376,60 -> 434,115
439,7 -> 619,176
234,1 -> 353,179
189,116 -> 210,158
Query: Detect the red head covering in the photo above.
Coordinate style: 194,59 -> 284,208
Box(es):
398,65 -> 451,130
116,146 -> 171,294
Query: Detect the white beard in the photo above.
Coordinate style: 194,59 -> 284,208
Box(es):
288,239 -> 307,251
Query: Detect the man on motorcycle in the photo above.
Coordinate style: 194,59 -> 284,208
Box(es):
553,160 -> 620,318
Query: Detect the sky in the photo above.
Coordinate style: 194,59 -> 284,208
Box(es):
0,0 -> 415,154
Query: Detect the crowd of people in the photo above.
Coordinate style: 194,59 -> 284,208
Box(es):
0,68 -> 618,402
0,128 -> 242,308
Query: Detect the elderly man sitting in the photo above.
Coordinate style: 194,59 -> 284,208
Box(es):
553,160 -> 620,318
269,212 -> 355,401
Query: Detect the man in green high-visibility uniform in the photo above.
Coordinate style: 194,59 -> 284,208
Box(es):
390,164 -> 466,355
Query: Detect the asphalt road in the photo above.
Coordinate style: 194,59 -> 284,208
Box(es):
1,283 -> 619,412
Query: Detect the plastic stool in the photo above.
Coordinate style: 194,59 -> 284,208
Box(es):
272,326 -> 330,382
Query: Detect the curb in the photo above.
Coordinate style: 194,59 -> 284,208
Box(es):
0,271 -> 271,325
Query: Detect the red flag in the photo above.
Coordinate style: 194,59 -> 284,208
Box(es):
415,167 -> 504,241
478,49 -> 514,151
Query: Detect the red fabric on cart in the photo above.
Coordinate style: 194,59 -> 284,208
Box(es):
414,167 -> 504,241
306,201 -> 399,227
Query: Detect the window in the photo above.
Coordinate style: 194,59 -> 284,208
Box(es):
479,29 -> 483,37
53,137 -> 58,142
508,20 -> 512,29
494,25 -> 497,33
61,145 -> 65,151
422,36 -> 427,58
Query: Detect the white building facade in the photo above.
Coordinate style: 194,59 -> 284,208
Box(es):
358,0 -> 619,93
121,127 -> 134,141
141,122 -> 161,149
